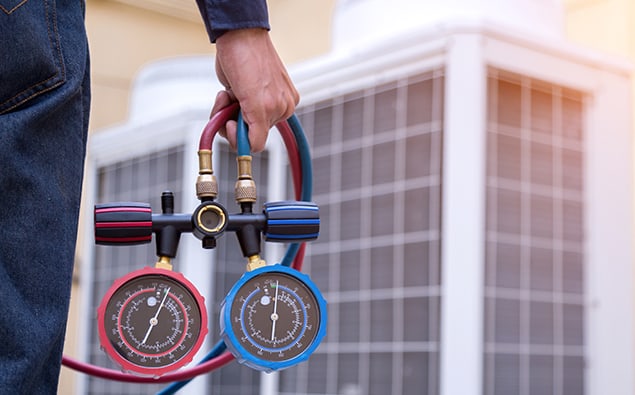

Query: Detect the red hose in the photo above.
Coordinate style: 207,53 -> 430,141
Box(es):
198,103 -> 239,150
61,352 -> 234,383
276,120 -> 302,198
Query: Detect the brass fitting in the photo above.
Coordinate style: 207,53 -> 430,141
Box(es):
235,155 -> 257,203
196,150 -> 218,199
246,254 -> 266,271
197,174 -> 218,198
155,256 -> 173,271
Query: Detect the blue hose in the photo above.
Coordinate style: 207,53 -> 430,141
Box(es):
279,114 -> 313,267
236,111 -> 251,157
156,342 -> 227,395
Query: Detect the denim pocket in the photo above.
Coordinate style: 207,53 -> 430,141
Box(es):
0,0 -> 65,114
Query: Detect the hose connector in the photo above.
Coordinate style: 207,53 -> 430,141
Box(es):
246,254 -> 266,272
155,256 -> 173,271
196,150 -> 218,200
235,155 -> 257,204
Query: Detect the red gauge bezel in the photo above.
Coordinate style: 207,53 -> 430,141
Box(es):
97,267 -> 208,377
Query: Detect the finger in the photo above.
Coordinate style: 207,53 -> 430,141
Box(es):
242,95 -> 293,153
210,90 -> 235,118
224,120 -> 238,151
211,90 -> 238,141
248,124 -> 269,153
242,112 -> 270,153
277,92 -> 297,123
267,98 -> 295,132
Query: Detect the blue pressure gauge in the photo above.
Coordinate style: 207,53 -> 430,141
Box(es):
220,264 -> 327,372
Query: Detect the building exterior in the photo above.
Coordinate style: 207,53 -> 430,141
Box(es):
284,1 -> 633,394
63,1 -> 634,394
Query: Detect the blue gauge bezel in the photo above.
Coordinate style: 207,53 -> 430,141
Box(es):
220,264 -> 327,372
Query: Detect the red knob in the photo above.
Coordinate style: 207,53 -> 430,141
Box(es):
94,203 -> 153,245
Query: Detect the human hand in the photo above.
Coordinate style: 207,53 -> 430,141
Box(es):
211,28 -> 299,153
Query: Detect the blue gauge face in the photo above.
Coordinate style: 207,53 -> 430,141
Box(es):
221,265 -> 327,372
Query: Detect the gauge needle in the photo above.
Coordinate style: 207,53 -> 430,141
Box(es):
270,281 -> 279,341
142,287 -> 170,345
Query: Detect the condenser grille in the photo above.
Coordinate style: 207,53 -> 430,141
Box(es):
484,69 -> 586,395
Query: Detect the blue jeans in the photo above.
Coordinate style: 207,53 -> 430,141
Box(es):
0,1 -> 90,393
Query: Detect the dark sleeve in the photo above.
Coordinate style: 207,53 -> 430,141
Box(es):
195,0 -> 270,43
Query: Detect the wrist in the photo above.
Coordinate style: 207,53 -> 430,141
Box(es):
216,28 -> 269,45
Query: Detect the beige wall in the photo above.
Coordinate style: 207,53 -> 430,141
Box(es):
564,0 -> 634,57
85,0 -> 212,130
268,0 -> 336,64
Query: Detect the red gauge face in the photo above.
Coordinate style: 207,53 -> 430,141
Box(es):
97,267 -> 207,377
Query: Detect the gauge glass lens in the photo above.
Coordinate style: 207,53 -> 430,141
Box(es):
229,271 -> 322,362
102,274 -> 203,369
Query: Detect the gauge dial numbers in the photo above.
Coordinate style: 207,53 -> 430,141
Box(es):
221,265 -> 327,372
97,267 -> 208,377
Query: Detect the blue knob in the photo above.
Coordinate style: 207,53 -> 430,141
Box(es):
264,201 -> 319,242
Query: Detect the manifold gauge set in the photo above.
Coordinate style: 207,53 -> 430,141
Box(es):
91,105 -> 327,379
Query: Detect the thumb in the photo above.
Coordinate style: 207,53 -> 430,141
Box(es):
244,119 -> 269,153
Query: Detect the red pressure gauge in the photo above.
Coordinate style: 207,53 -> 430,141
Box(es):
97,267 -> 208,377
